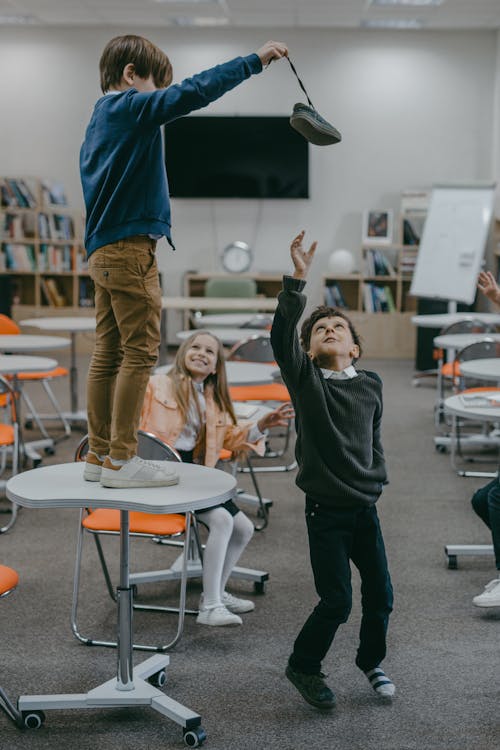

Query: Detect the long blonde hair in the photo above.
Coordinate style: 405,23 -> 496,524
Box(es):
168,331 -> 237,425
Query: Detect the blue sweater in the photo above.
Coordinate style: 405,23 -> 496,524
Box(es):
80,53 -> 262,256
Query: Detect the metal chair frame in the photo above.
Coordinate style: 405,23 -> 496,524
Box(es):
71,430 -> 204,653
0,565 -> 23,727
0,375 -> 20,534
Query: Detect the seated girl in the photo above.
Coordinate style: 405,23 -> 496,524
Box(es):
140,331 -> 292,626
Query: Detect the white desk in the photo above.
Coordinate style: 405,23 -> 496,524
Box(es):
412,313 -> 500,329
459,358 -> 500,383
6,461 -> 236,744
176,328 -> 269,347
20,317 -> 96,424
0,334 -> 70,353
155,361 -> 276,387
193,313 -> 272,329
160,296 -> 277,365
433,333 -> 500,361
443,393 -> 498,569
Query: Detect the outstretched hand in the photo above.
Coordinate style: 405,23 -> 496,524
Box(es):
256,40 -> 288,67
257,403 -> 294,432
478,270 -> 500,306
290,230 -> 317,280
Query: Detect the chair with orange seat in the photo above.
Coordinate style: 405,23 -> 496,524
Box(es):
71,430 -> 203,653
227,335 -> 296,471
0,314 -> 70,441
0,375 -> 20,534
216,446 -> 271,531
434,319 -> 497,429
0,564 -> 23,727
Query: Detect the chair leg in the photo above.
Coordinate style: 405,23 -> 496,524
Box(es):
21,389 -> 51,440
41,380 -> 72,438
0,686 -> 22,727
0,428 -> 19,534
244,454 -> 268,532
71,510 -> 196,652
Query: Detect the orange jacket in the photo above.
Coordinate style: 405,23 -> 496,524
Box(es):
140,373 -> 265,468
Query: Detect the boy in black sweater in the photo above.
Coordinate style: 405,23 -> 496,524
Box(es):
271,231 -> 395,709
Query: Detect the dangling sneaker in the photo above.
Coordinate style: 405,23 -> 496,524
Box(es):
100,456 -> 179,489
285,665 -> 336,709
83,452 -> 105,482
472,578 -> 500,607
196,604 -> 242,627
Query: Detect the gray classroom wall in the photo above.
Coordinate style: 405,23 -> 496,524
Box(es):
1,26 -> 499,328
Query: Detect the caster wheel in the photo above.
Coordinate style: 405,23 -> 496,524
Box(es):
44,447 -> 55,456
24,420 -> 33,430
447,556 -> 458,570
32,459 -> 42,469
254,581 -> 266,594
131,584 -> 138,598
22,710 -> 45,729
183,726 -> 206,747
436,445 -> 447,454
148,670 -> 167,688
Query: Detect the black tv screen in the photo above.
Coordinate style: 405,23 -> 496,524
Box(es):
164,116 -> 309,199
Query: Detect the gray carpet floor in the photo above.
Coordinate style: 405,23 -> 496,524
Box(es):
0,353 -> 499,750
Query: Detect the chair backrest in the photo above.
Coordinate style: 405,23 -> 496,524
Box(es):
457,339 -> 500,363
74,430 -> 182,463
204,278 -> 257,298
227,335 -> 276,363
441,319 -> 497,335
0,315 -> 20,335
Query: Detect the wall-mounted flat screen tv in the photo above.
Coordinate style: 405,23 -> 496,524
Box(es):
164,116 -> 309,199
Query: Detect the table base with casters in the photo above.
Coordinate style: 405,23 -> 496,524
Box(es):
6,462 -> 237,747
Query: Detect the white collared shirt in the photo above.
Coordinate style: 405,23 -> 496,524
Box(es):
320,365 -> 358,380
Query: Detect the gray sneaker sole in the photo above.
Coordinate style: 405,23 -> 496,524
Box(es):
100,475 -> 179,489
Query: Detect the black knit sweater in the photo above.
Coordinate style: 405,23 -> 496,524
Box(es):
270,275 -> 387,508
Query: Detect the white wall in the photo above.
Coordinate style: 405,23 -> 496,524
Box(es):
0,26 -> 497,330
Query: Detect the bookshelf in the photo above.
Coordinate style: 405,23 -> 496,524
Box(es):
0,177 -> 93,317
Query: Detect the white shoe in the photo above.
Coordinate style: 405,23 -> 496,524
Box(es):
222,591 -> 255,614
100,456 -> 179,489
472,578 -> 500,607
196,605 -> 242,626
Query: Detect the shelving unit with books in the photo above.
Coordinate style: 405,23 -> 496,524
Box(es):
0,176 -> 91,316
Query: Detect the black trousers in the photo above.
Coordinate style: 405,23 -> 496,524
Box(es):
289,498 -> 393,675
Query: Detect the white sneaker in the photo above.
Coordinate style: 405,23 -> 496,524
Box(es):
222,591 -> 255,614
472,578 -> 500,607
196,605 -> 242,627
100,456 -> 179,489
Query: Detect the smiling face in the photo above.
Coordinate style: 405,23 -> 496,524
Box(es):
308,315 -> 360,370
183,333 -> 219,383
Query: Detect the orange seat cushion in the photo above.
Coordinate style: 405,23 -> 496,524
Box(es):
441,362 -> 461,377
0,315 -> 20,335
14,366 -> 69,381
219,448 -> 232,461
229,383 -> 290,402
0,565 -> 19,596
83,509 -> 186,535
0,424 -> 15,447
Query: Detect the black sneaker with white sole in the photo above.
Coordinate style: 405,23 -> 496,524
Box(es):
285,665 -> 336,709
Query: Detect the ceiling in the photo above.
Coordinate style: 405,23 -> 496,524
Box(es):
0,0 -> 499,31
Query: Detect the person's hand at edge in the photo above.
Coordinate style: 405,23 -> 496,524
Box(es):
290,230 -> 317,280
478,270 -> 500,306
256,40 -> 288,67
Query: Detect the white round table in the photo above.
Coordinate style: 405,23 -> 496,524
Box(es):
193,313 -> 272,329
458,358 -> 500,382
0,334 -> 70,352
6,461 -> 236,742
155,361 -> 276,386
0,355 -> 58,374
412,313 -> 500,329
176,328 -> 270,346
21,317 -> 96,422
433,333 -> 500,353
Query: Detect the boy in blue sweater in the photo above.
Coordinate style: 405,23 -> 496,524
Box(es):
80,34 -> 287,489
271,231 -> 395,709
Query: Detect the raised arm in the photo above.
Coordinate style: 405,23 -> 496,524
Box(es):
270,232 -> 317,389
478,270 -> 500,307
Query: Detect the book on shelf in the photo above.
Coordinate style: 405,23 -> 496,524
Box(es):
325,282 -> 348,309
362,283 -> 395,313
41,180 -> 67,207
39,244 -> 72,272
42,277 -> 67,307
0,178 -> 37,209
2,211 -> 36,240
364,248 -> 396,277
3,243 -> 36,271
78,277 -> 94,307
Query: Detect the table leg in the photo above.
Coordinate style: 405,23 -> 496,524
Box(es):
117,511 -> 133,690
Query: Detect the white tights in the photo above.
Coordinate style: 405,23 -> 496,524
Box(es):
196,507 -> 254,608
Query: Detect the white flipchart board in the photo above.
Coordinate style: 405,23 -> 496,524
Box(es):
410,184 -> 495,304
